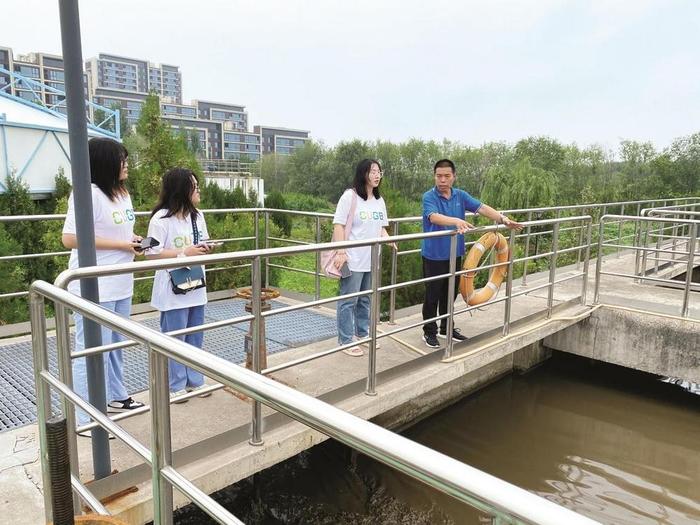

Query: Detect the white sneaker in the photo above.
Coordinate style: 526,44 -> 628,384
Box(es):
170,389 -> 188,404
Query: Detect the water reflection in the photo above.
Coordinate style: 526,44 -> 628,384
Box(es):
175,354 -> 700,525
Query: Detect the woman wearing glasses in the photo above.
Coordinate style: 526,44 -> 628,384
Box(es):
62,138 -> 145,430
146,168 -> 214,400
332,159 -> 393,356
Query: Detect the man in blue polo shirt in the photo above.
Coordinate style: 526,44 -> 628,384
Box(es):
421,159 -> 523,348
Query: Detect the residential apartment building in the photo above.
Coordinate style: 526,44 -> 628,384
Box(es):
2,45 -> 308,161
0,46 -> 90,113
254,125 -> 310,155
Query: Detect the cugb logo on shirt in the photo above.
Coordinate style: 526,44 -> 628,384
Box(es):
112,209 -> 135,224
359,211 -> 385,221
172,230 -> 204,248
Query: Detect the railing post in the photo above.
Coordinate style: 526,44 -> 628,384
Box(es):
365,243 -> 381,396
30,291 -> 54,523
315,216 -> 321,302
576,208 -> 585,270
254,210 -> 260,250
633,203 -> 642,277
681,223 -> 697,318
522,211 -> 532,286
670,213 -> 680,261
654,216 -> 663,275
640,217 -> 651,280
263,211 -> 269,289
148,343 -> 174,525
54,303 -> 80,512
581,220 -> 593,306
547,222 -> 560,318
250,255 -> 264,445
593,218 -> 606,304
502,229 -> 516,337
388,221 -> 399,324
616,204 -> 625,257
443,235 -> 458,360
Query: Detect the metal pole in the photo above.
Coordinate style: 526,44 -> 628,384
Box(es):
547,223 -> 560,318
149,343 -> 174,525
30,291 -> 53,522
315,216 -> 321,301
581,221 -> 592,306
58,0 -> 111,478
616,204 -> 625,257
576,208 -> 585,270
502,229 -> 516,337
54,304 -> 80,512
263,212 -> 269,288
654,217 -> 663,275
443,235 -> 457,360
633,203 -> 642,276
366,243 -> 381,396
254,210 -> 260,250
522,211 -> 532,286
388,221 -> 399,324
593,218 -> 606,304
681,223 -> 697,318
250,256 -> 264,445
641,218 -> 651,280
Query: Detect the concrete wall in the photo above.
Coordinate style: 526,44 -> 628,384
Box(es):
544,306 -> 700,383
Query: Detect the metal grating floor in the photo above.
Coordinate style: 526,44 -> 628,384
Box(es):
0,298 -> 336,432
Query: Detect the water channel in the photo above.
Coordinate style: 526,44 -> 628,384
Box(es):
175,353 -> 700,524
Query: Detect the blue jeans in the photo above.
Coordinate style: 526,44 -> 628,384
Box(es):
160,305 -> 205,392
73,297 -> 132,424
337,271 -> 372,345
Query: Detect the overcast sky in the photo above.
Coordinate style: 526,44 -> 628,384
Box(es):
4,1 -> 700,152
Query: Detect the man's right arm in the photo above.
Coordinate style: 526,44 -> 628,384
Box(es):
428,213 -> 474,233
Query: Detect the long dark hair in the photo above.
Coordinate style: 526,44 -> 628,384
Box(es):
352,158 -> 382,201
88,137 -> 128,201
150,168 -> 200,219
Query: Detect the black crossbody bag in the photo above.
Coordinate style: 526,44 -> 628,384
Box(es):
168,213 -> 206,295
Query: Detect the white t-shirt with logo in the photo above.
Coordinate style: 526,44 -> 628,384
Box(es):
62,185 -> 136,302
333,189 -> 389,272
147,209 -> 210,312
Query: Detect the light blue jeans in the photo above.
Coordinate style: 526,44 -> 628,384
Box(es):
73,297 -> 132,424
337,271 -> 372,345
160,305 -> 205,392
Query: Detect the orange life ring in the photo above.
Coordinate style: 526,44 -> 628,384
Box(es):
460,232 -> 509,305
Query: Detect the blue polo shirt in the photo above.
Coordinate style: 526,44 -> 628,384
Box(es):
421,187 -> 482,260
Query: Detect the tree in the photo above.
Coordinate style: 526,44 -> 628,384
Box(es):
482,157 -> 556,210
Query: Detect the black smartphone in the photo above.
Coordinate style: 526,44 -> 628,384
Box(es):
340,262 -> 352,278
135,237 -> 160,252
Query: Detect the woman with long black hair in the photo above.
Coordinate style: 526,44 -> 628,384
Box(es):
146,168 -> 214,399
332,159 -> 392,356
62,137 -> 145,430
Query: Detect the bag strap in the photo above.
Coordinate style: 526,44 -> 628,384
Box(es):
342,190 -> 358,241
190,212 -> 199,245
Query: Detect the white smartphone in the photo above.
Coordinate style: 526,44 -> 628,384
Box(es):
200,239 -> 224,247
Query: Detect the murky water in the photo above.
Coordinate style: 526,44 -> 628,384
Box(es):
175,354 -> 700,524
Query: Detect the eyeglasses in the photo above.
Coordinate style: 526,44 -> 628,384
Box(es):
369,169 -> 383,176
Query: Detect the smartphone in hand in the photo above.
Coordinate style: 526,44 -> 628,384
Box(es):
135,237 -> 160,252
340,262 -> 352,278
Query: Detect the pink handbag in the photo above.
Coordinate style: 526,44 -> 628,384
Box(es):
321,190 -> 358,279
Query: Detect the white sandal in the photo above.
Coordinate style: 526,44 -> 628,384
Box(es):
342,345 -> 364,357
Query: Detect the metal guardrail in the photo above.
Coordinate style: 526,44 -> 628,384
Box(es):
1,197 -> 699,320
42,215 -> 592,522
30,279 -> 599,525
595,214 -> 699,317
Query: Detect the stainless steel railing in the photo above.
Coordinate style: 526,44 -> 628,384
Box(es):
2,197 -> 698,320
30,279 -> 599,525
594,214 -> 699,317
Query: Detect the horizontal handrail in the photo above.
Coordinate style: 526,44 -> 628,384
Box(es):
30,280 -> 598,525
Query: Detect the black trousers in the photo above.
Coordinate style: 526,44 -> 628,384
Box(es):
422,256 -> 462,336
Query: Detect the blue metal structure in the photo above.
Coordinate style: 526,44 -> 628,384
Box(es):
0,66 -> 120,140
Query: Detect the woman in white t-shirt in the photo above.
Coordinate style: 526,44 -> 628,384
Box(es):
146,168 -> 214,400
332,159 -> 393,356
62,138 -> 145,428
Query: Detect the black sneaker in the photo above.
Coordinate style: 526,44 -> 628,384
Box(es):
438,328 -> 468,342
107,397 -> 145,413
422,333 -> 440,348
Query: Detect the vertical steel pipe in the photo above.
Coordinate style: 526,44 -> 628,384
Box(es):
250,256 -> 264,445
681,223 -> 697,318
388,221 -> 399,324
502,229 -> 516,337
315,216 -> 321,301
522,211 -> 532,286
366,243 -> 381,396
547,223 -> 560,318
443,236 -> 458,360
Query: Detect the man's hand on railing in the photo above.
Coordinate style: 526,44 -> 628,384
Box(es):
502,216 -> 524,231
